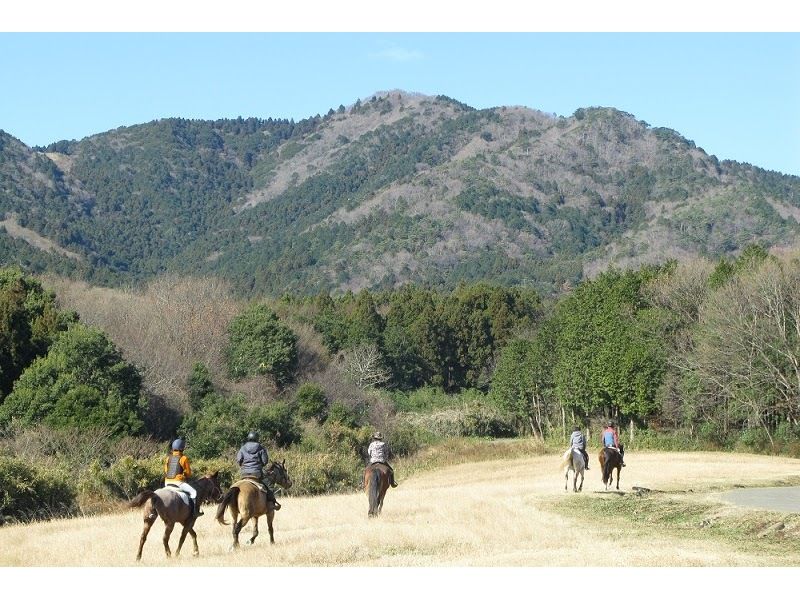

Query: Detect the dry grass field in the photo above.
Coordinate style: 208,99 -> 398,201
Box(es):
1,450 -> 799,567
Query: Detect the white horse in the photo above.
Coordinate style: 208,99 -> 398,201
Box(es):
561,448 -> 586,492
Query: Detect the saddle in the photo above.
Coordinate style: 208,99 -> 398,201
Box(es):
164,484 -> 191,505
238,477 -> 268,492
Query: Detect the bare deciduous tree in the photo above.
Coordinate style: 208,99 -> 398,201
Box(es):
336,343 -> 391,390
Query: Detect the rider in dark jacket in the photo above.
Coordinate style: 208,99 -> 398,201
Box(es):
236,431 -> 281,510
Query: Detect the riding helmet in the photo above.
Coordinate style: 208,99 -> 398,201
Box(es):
573,425 -> 581,432
373,431 -> 383,441
607,420 -> 615,427
172,437 -> 186,451
247,431 -> 260,442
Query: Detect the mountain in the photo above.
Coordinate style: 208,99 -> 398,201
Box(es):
2,90 -> 799,296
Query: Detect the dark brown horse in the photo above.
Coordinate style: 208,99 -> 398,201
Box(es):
129,472 -> 222,561
364,462 -> 391,517
598,447 -> 623,491
215,460 -> 292,549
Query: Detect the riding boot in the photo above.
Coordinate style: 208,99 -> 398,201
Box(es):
389,469 -> 398,488
189,497 -> 204,518
581,450 -> 590,470
266,486 -> 281,510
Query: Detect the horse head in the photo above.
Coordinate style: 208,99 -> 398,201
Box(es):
265,459 -> 292,490
200,471 -> 224,503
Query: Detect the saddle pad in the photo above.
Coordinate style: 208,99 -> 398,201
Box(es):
163,485 -> 191,505
237,478 -> 267,493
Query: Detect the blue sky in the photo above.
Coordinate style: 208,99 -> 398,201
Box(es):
1,32 -> 798,176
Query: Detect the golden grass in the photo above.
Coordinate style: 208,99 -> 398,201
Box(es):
1,449 -> 799,567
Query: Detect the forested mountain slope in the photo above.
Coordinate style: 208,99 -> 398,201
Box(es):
2,91 -> 799,296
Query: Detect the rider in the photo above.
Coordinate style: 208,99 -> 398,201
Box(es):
602,420 -> 626,467
164,437 -> 203,518
367,431 -> 398,488
569,424 -> 590,470
236,431 -> 281,510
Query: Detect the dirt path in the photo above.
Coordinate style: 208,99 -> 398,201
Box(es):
1,451 -> 798,566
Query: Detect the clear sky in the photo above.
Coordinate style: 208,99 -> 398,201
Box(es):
1,30 -> 798,176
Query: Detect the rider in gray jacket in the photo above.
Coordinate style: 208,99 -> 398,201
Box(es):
236,431 -> 281,510
569,425 -> 590,470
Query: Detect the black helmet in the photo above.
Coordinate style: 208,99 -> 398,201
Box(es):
247,431 -> 260,442
607,420 -> 615,428
572,425 -> 581,432
172,438 -> 186,451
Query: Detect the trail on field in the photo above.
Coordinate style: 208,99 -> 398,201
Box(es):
1,451 -> 799,566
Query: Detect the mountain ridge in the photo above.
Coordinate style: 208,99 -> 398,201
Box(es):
1,90 -> 799,296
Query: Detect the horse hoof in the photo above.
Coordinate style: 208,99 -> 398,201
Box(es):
246,539 -> 253,545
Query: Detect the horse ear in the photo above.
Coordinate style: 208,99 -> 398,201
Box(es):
282,458 -> 285,465
211,471 -> 219,479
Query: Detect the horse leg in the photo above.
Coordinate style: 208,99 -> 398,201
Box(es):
579,469 -> 584,492
162,522 -> 175,558
188,527 -> 199,557
175,523 -> 191,556
565,468 -> 569,491
233,516 -> 250,550
616,465 -> 621,491
247,517 -> 259,545
136,517 -> 155,561
267,509 -> 275,544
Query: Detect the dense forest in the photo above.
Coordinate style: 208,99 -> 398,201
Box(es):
2,243 -> 800,523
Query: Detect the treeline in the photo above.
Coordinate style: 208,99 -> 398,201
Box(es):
489,244 -> 800,452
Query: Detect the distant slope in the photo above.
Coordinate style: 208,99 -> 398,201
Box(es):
2,91 -> 799,296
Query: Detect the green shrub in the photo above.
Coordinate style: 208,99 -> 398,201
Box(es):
327,400 -> 360,428
385,420 -> 430,456
735,427 -> 773,453
225,303 -> 298,387
285,450 -> 363,495
81,455 -> 164,501
294,383 -> 328,422
179,394 -> 247,458
0,324 -> 145,436
399,402 -> 515,439
0,456 -> 76,523
247,400 -> 302,447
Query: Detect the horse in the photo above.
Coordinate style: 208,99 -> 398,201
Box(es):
561,448 -> 586,492
215,459 -> 292,549
364,462 -> 391,517
599,447 -> 623,491
129,471 -> 222,561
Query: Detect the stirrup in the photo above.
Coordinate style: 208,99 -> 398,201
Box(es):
272,501 -> 281,511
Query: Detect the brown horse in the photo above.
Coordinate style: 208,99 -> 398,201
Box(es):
364,462 -> 391,517
129,472 -> 222,561
598,447 -> 623,491
215,460 -> 292,549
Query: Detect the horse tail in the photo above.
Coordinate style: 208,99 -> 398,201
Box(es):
368,467 -> 381,514
559,449 -> 572,471
129,490 -> 156,508
602,450 -> 613,485
216,486 -> 240,525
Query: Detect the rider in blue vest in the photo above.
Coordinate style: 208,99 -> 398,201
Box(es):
602,420 -> 625,466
